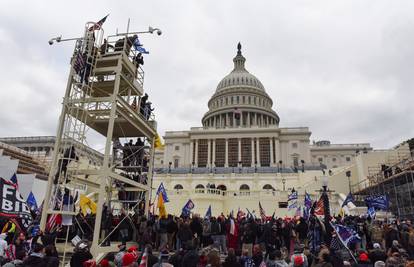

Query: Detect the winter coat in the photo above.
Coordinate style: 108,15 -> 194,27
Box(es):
70,250 -> 93,267
22,254 -> 46,267
182,249 -> 200,267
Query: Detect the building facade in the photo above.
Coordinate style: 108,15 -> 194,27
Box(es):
153,44 -> 373,216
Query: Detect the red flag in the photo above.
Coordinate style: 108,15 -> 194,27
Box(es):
139,249 -> 148,267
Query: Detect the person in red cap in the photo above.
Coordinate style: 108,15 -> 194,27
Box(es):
122,252 -> 138,267
357,252 -> 372,267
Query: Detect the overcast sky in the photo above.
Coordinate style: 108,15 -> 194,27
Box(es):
0,1 -> 413,150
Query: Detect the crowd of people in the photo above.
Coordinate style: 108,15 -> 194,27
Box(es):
3,212 -> 414,267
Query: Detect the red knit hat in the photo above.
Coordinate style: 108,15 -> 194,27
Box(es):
294,255 -> 304,266
359,253 -> 369,262
123,252 -> 138,266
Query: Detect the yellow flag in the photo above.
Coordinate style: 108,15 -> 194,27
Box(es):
339,208 -> 345,218
154,134 -> 165,149
79,194 -> 97,216
157,193 -> 167,218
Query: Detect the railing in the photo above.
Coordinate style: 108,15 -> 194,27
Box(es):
169,189 -> 286,198
310,143 -> 371,148
154,164 -> 324,175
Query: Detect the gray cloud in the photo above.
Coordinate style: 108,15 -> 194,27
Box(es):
0,0 -> 413,149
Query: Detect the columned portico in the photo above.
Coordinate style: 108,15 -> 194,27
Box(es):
256,138 -> 261,166
225,139 -> 229,167
207,139 -> 211,167
270,137 -> 274,166
195,140 -> 199,167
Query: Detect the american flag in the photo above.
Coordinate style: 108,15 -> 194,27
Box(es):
330,234 -> 342,251
314,196 -> 325,216
88,14 -> 109,31
73,52 -> 86,75
259,202 -> 266,221
46,188 -> 63,232
139,249 -> 148,267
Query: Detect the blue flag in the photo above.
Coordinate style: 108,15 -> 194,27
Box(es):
10,173 -> 18,188
342,192 -> 354,207
304,191 -> 312,209
367,206 -> 376,219
156,183 -> 169,203
333,223 -> 361,246
181,199 -> 195,217
303,206 -> 309,220
27,191 -> 38,212
288,201 -> 298,210
205,205 -> 212,219
365,195 -> 389,210
133,37 -> 150,54
288,191 -> 298,201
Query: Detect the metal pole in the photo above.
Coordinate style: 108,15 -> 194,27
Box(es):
91,58 -> 122,256
40,44 -> 78,231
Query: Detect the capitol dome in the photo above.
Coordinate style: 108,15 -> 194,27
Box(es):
202,43 -> 280,128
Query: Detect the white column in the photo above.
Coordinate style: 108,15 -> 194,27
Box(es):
195,140 -> 199,167
270,137 -> 274,166
226,113 -> 229,127
212,139 -> 216,166
275,140 -> 280,164
190,141 -> 194,165
207,139 -> 211,168
233,112 -> 236,127
256,138 -> 261,166
225,139 -> 229,167
247,112 -> 251,127
238,138 -> 242,163
251,138 -> 255,166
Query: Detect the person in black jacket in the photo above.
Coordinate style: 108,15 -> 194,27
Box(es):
223,248 -> 242,267
43,245 -> 59,267
23,243 -> 45,267
167,215 -> 178,250
296,218 -> 309,243
369,243 -> 387,263
70,242 -> 93,267
54,145 -> 79,184
177,222 -> 193,250
182,241 -> 200,267
190,215 -> 203,248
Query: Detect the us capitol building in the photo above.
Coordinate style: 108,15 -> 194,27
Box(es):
151,43 -> 374,216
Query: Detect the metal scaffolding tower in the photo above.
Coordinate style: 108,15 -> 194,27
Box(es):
39,21 -> 158,259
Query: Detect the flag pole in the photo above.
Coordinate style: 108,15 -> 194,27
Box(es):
329,222 -> 358,264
